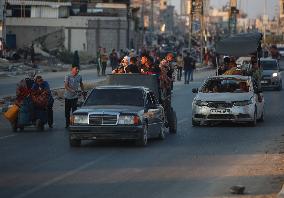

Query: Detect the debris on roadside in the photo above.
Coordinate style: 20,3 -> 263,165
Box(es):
230,185 -> 245,194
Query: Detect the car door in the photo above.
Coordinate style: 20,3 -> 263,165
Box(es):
145,92 -> 163,137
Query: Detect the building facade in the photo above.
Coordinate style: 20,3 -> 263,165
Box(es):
5,0 -> 135,55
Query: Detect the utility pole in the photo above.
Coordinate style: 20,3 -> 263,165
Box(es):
229,0 -> 238,35
263,0 -> 268,44
188,0 -> 193,50
150,0 -> 154,33
200,0 -> 204,64
1,0 -> 6,43
141,0 -> 145,46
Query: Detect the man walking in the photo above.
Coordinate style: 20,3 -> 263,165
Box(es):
64,66 -> 85,128
100,48 -> 108,76
109,49 -> 119,70
183,52 -> 195,84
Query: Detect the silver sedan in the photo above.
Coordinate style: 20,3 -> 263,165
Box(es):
192,75 -> 265,126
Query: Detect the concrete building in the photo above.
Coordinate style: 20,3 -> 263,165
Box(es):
5,0 -> 135,55
280,0 -> 284,18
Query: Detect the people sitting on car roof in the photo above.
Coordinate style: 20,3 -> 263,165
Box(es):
218,56 -> 230,75
127,57 -> 140,73
270,45 -> 281,61
112,56 -> 129,74
140,54 -> 160,75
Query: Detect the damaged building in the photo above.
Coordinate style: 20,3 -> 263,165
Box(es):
5,0 -> 136,55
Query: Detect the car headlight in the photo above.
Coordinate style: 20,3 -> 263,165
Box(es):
233,97 -> 253,106
73,115 -> 88,124
195,100 -> 208,106
118,115 -> 140,125
272,72 -> 278,77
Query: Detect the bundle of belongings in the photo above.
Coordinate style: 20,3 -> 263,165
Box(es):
4,77 -> 48,125
223,67 -> 243,75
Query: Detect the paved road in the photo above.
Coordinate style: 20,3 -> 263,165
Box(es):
0,67 -> 112,98
1,66 -> 284,198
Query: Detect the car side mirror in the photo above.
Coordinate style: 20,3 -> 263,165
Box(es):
192,88 -> 198,93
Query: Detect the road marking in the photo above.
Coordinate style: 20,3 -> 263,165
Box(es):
0,134 -> 16,140
13,152 -> 116,198
178,118 -> 189,124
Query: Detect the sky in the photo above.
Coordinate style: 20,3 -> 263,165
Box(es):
171,0 -> 279,19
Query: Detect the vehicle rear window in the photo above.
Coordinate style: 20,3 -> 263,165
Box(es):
84,88 -> 144,106
201,79 -> 249,93
261,61 -> 278,70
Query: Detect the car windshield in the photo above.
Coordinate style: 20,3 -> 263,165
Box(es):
261,60 -> 278,70
201,78 -> 249,93
278,47 -> 284,51
84,88 -> 144,106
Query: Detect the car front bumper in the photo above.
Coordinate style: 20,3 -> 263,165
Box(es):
192,104 -> 255,123
261,77 -> 281,88
69,125 -> 144,140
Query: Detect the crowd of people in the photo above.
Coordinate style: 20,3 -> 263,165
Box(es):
9,44 -> 201,130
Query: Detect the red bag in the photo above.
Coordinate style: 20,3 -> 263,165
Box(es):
31,90 -> 49,108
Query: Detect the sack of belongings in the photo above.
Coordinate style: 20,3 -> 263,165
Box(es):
31,89 -> 49,108
224,67 -> 242,75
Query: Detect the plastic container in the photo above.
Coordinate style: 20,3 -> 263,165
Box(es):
3,104 -> 19,122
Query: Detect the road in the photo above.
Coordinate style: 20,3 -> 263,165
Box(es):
0,67 -> 112,98
1,64 -> 284,198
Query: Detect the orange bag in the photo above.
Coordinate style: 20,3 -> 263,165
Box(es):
3,104 -> 19,122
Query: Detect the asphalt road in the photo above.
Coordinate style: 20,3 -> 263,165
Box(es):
1,65 -> 284,198
0,67 -> 112,98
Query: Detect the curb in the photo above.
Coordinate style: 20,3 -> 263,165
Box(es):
195,66 -> 214,71
278,185 -> 284,198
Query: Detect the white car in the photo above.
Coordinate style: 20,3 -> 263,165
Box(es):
278,47 -> 284,57
260,58 -> 282,90
192,75 -> 264,126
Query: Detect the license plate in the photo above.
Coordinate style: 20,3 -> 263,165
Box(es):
210,109 -> 230,114
261,80 -> 268,84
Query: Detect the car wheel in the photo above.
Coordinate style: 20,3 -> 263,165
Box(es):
158,123 -> 166,140
70,138 -> 81,147
136,124 -> 148,146
249,109 -> 257,127
169,110 -> 177,134
19,125 -> 24,132
192,118 -> 200,127
11,121 -> 18,132
277,81 -> 282,91
36,119 -> 45,131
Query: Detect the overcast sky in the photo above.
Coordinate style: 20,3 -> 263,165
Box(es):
171,0 -> 279,19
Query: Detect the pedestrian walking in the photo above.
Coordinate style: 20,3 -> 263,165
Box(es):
72,50 -> 80,69
64,66 -> 85,128
30,43 -> 35,64
183,52 -> 195,84
176,53 -> 183,81
100,48 -> 108,76
96,47 -> 101,76
109,49 -> 119,70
